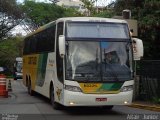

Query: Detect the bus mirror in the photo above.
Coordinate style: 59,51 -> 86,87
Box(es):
59,35 -> 65,58
132,38 -> 144,60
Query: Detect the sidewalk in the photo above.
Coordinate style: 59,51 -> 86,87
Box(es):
128,101 -> 160,112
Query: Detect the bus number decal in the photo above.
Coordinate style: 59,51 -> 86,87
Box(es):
84,84 -> 98,88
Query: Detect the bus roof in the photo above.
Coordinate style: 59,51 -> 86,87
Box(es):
56,17 -> 127,23
25,17 -> 127,38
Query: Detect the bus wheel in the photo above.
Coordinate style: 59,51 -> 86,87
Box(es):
50,86 -> 63,110
28,80 -> 34,96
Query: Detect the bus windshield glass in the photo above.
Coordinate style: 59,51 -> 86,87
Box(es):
16,62 -> 22,73
66,22 -> 129,39
65,41 -> 132,82
65,22 -> 132,82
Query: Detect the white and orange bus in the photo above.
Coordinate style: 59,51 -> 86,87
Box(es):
23,17 -> 143,109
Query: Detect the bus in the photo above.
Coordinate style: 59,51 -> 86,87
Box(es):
23,17 -> 143,109
13,57 -> 23,80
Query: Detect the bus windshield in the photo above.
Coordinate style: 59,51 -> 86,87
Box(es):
65,22 -> 132,82
66,22 -> 129,39
65,41 -> 132,82
16,62 -> 22,73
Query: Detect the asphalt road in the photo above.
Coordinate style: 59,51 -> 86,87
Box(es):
0,80 -> 159,120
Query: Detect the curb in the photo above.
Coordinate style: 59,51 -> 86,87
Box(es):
128,103 -> 160,112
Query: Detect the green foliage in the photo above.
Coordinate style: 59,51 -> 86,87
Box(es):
21,1 -> 83,28
20,0 -> 114,28
81,0 -> 96,16
0,37 -> 23,75
114,0 -> 160,59
21,1 -> 64,27
0,0 -> 23,40
93,10 -> 114,18
152,97 -> 160,104
63,8 -> 84,17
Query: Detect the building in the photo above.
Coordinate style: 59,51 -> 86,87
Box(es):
56,0 -> 87,13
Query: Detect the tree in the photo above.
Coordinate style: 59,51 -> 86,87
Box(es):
0,0 -> 23,40
49,0 -> 59,4
20,1 -> 82,30
93,10 -> 114,18
113,0 -> 160,59
80,0 -> 114,17
63,8 -> 84,17
21,1 -> 61,29
0,36 -> 23,75
81,0 -> 96,16
137,0 -> 160,59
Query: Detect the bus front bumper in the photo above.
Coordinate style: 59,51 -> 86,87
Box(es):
63,90 -> 133,106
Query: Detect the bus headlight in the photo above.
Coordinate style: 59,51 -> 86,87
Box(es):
64,85 -> 82,92
120,85 -> 133,92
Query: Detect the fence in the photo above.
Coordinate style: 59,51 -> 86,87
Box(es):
138,60 -> 160,101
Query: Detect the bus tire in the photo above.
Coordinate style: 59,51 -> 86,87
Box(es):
50,86 -> 63,110
28,80 -> 34,96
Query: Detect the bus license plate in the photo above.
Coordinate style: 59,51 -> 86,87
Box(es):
96,98 -> 107,102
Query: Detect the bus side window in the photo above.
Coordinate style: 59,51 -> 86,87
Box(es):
56,22 -> 64,83
23,37 -> 31,55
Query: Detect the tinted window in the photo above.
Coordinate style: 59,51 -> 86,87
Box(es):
23,25 -> 56,55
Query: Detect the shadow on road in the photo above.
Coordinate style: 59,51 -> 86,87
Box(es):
62,106 -> 121,115
32,92 -> 123,115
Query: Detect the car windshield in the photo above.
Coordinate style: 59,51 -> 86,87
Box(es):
65,41 -> 133,82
